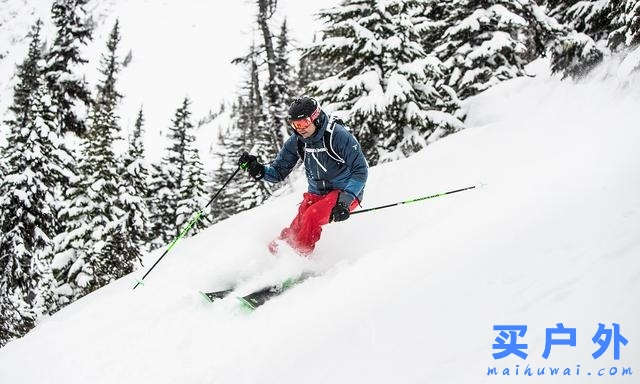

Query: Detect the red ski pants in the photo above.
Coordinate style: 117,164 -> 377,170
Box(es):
279,190 -> 358,255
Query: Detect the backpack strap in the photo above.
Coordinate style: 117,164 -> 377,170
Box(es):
296,137 -> 305,160
323,116 -> 346,164
296,115 -> 346,164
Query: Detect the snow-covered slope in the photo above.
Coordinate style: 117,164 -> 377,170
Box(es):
1,61 -> 639,383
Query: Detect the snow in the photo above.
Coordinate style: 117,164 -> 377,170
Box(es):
569,0 -> 611,22
491,4 -> 528,28
340,70 -> 386,112
50,249 -> 72,271
319,36 -> 353,50
0,57 -> 639,382
618,46 -> 640,78
385,72 -> 413,101
446,5 -> 528,38
467,31 -> 525,62
424,110 -> 465,131
398,56 -> 444,78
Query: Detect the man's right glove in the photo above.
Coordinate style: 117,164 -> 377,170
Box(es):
238,151 -> 265,180
329,201 -> 350,223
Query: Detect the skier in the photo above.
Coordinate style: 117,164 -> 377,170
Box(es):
239,96 -> 368,256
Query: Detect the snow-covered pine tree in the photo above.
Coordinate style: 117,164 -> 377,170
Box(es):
273,19 -> 298,134
45,0 -> 93,137
93,227 -> 139,286
381,0 -> 466,160
541,0 -> 603,79
306,0 -> 393,164
117,108 -> 151,255
209,134 -> 235,223
608,0 -> 640,50
147,163 -> 171,249
154,97 -> 209,244
545,0 -> 581,26
549,1 -> 614,42
546,1 -> 640,78
52,169 -> 92,304
298,35 -> 336,92
208,103 -> 242,223
546,0 -> 639,50
0,150 -> 5,181
306,0 -> 464,164
0,21 -> 67,346
549,31 -> 604,79
234,49 -> 273,209
53,20 -> 127,301
255,0 -> 286,155
436,0 -> 564,99
177,131 -> 209,236
415,1 -> 453,53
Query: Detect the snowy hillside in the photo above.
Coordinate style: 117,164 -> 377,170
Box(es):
0,58 -> 638,383
0,0 -> 338,161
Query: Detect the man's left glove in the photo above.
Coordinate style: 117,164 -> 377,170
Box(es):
238,151 -> 265,180
330,201 -> 350,222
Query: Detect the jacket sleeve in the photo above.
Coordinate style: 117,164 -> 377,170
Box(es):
334,125 -> 368,204
263,134 -> 300,183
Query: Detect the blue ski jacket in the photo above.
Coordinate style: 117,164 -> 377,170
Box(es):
264,111 -> 368,205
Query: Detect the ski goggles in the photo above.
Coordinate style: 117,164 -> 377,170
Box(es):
289,106 -> 321,131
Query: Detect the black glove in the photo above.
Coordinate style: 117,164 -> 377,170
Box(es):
330,201 -> 350,222
238,152 -> 265,180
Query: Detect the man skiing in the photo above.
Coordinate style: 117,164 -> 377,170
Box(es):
239,97 -> 368,256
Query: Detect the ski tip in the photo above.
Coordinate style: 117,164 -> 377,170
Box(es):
236,296 -> 256,312
198,291 -> 214,303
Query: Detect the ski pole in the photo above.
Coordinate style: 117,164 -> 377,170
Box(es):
133,166 -> 242,290
350,185 -> 477,216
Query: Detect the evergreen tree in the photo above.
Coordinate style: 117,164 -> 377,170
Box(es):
550,1 -> 614,42
550,31 -> 604,79
0,21 -> 66,346
306,0 -> 390,164
117,108 -> 151,255
234,51 -> 273,209
409,2 -> 453,54
384,0 -> 466,160
147,163 -> 171,250
151,98 -> 209,245
546,0 -> 639,50
545,0 -> 580,19
546,1 -> 640,78
53,20 -> 127,301
52,170 -> 92,304
45,0 -> 93,137
298,35 -> 336,92
436,0 -> 564,99
245,45 -> 274,168
307,0 -> 464,164
177,135 -> 208,236
210,130 -> 236,222
209,101 -> 244,221
255,0 -> 286,153
608,0 -> 640,50
0,151 -> 5,182
94,223 -> 139,287
273,19 -> 298,137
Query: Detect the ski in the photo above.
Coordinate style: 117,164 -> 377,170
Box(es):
199,273 -> 314,309
236,273 -> 313,311
198,288 -> 234,303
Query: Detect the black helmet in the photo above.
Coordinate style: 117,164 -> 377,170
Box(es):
288,96 -> 321,122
